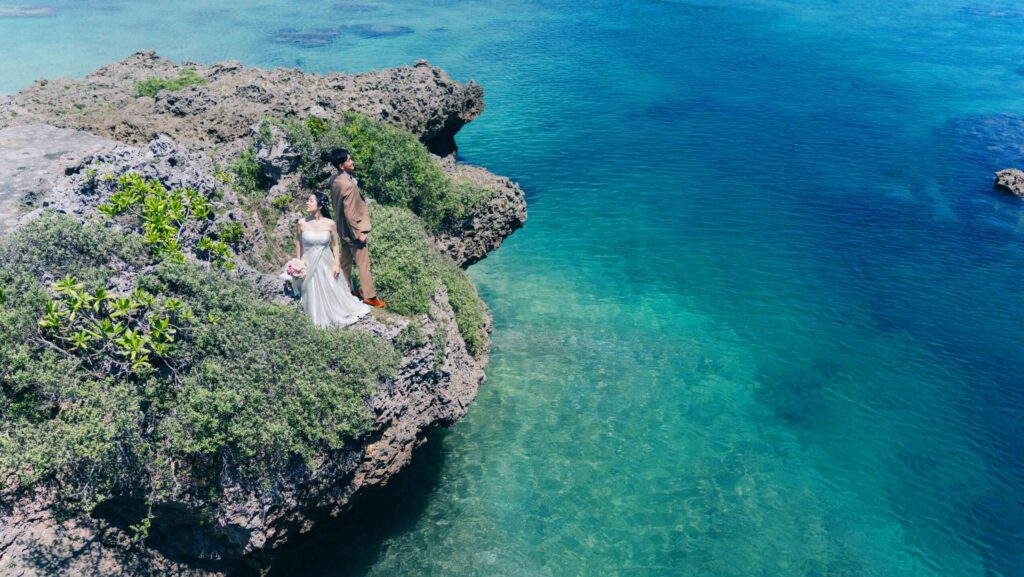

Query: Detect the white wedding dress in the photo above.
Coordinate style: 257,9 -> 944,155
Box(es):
297,230 -> 371,327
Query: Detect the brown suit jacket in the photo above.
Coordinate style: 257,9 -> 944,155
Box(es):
329,172 -> 371,242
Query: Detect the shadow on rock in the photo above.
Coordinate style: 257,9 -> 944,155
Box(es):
265,429 -> 449,577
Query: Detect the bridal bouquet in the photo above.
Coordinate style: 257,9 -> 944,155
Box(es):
281,258 -> 307,298
284,258 -> 307,279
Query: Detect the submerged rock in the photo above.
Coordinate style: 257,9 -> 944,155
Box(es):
0,5 -> 55,17
339,23 -> 415,38
332,2 -> 380,11
271,27 -> 339,47
995,168 -> 1024,197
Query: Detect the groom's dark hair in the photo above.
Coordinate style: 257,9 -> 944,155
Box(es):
327,148 -> 351,169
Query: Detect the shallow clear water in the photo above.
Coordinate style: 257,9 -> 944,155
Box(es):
3,1 -> 1023,575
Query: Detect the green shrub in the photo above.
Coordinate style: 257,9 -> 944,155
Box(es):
0,216 -> 397,511
98,173 -> 235,269
432,177 -> 495,232
196,237 -> 234,270
255,114 -> 494,231
133,68 -> 208,98
230,144 -> 266,195
271,195 -> 294,210
218,222 -> 245,246
430,327 -> 448,372
150,261 -> 396,473
362,204 -> 440,316
0,215 -> 151,502
437,257 -> 488,357
346,202 -> 488,355
393,322 -> 425,350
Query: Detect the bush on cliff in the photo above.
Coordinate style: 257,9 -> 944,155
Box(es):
132,68 -> 208,98
256,114 -> 493,231
437,258 -> 488,357
363,204 -> 488,357
0,214 -> 397,511
359,204 -> 440,316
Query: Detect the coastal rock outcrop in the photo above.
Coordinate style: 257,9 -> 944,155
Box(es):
994,168 -> 1024,197
0,51 -> 523,264
0,51 -> 482,156
0,53 -> 518,577
0,123 -> 118,229
435,156 -> 528,266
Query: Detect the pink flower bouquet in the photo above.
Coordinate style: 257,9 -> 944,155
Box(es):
285,258 -> 307,279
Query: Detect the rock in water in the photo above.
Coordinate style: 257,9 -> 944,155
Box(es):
994,168 -> 1024,197
339,23 -> 415,38
271,28 -> 339,47
0,5 -> 55,17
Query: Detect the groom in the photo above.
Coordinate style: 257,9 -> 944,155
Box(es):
327,148 -> 386,308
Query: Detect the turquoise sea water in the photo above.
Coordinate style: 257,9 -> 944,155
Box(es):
3,1 -> 1023,575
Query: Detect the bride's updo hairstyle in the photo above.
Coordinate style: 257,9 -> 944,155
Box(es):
314,192 -> 332,219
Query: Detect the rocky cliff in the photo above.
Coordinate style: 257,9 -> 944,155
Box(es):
0,53 -> 522,576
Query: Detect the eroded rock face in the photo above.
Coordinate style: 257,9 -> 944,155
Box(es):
0,51 -> 484,156
435,156 -> 528,267
995,168 -> 1024,197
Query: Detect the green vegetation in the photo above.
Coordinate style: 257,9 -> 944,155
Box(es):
195,237 -> 233,269
253,114 -> 494,231
393,322 -> 425,350
98,173 -> 236,269
438,258 -> 488,357
430,327 -> 448,372
218,221 -> 245,245
229,144 -> 266,195
0,215 -> 397,517
132,68 -> 208,98
38,276 -> 192,374
271,195 -> 294,210
362,204 -> 440,316
99,173 -> 212,263
365,205 -> 487,357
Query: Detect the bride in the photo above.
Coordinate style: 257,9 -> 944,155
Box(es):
294,192 -> 371,327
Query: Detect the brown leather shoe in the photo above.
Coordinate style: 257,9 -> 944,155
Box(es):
363,296 -> 386,308
351,289 -> 363,298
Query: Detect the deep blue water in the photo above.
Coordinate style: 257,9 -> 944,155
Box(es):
3,1 -> 1023,575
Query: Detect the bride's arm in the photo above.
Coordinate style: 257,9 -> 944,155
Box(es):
330,223 -> 342,279
295,220 -> 303,259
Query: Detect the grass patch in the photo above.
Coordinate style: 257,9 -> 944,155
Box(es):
133,68 -> 208,98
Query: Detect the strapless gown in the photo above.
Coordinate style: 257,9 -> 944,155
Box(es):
297,230 -> 371,327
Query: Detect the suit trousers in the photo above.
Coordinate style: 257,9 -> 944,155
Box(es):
340,238 -> 376,297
